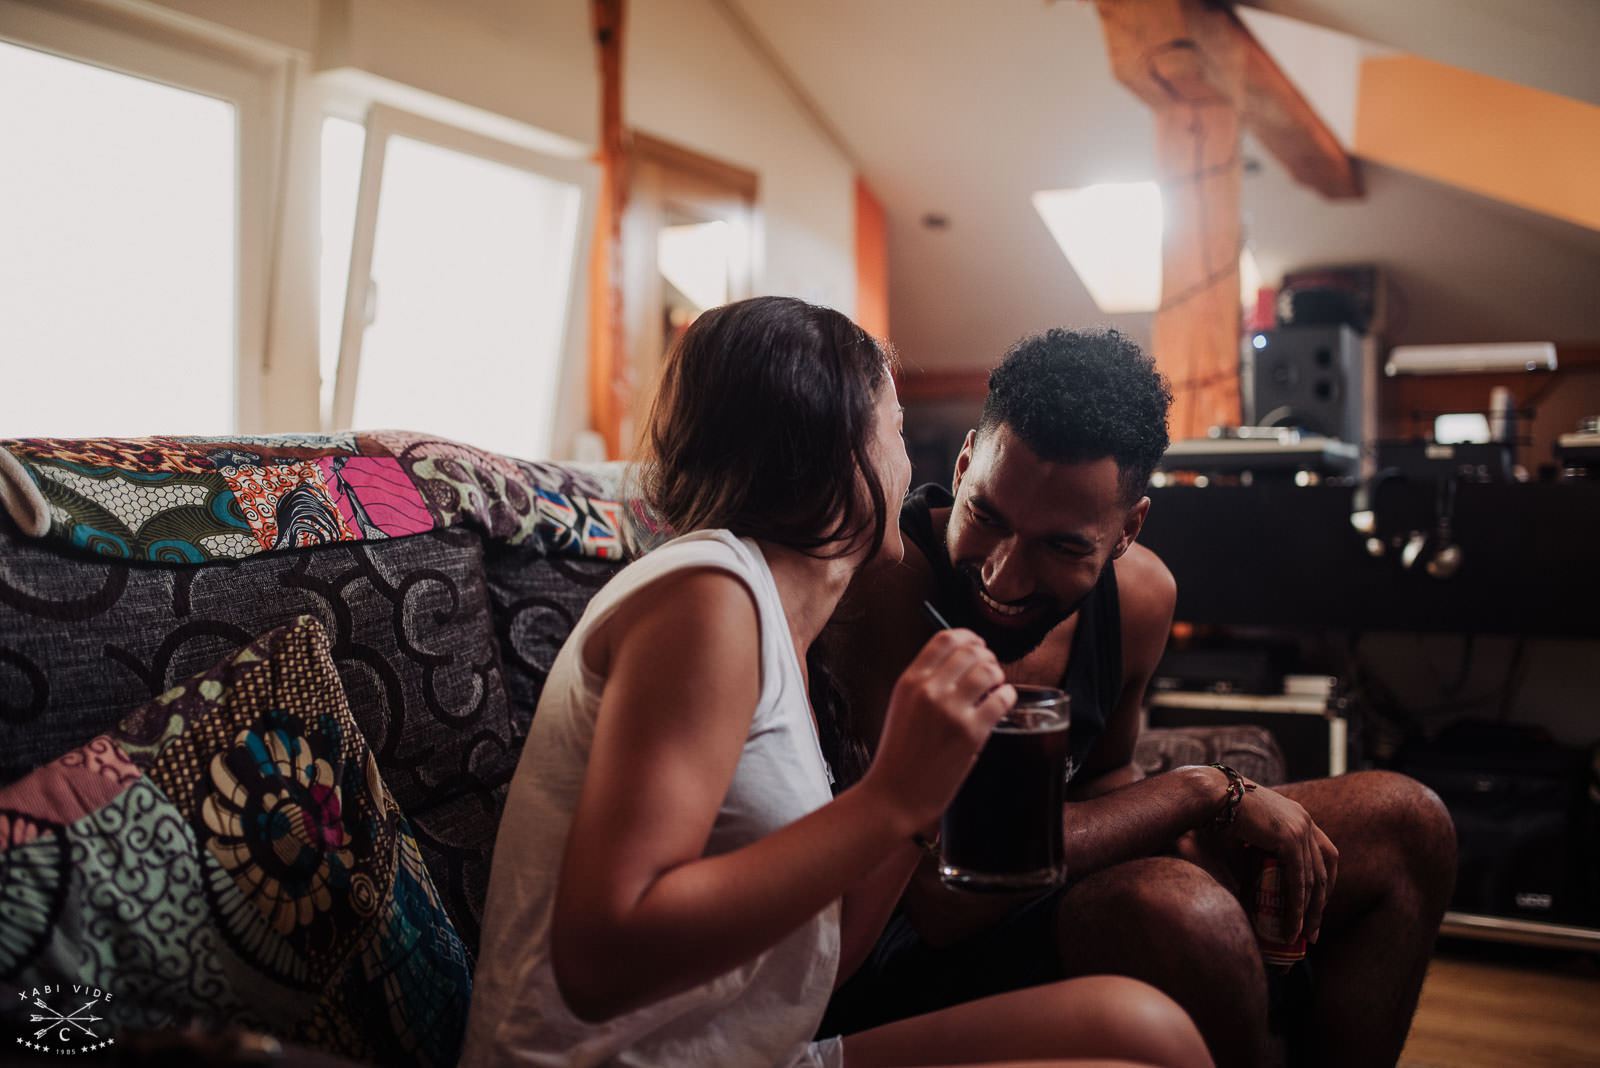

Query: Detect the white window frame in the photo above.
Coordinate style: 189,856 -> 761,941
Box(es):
0,0 -> 285,433
328,103 -> 599,457
1,5 -> 599,449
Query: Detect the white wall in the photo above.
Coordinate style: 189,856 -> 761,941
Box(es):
628,0 -> 856,313
317,0 -> 597,150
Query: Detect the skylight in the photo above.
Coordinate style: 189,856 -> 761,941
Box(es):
1032,182 -> 1163,314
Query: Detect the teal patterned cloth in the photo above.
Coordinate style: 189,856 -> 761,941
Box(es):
0,617 -> 473,1067
0,430 -> 659,564
4,777 -> 264,1033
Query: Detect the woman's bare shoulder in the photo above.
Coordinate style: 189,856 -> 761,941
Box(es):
584,564 -> 761,679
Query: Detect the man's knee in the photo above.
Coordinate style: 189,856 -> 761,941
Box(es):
1059,857 -> 1256,965
1343,769 -> 1458,881
1057,860 -> 1266,1067
1292,769 -> 1458,919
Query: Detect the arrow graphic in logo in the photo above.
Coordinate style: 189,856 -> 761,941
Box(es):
29,997 -> 104,1041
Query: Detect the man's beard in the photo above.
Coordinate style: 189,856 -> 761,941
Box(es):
929,562 -> 1088,664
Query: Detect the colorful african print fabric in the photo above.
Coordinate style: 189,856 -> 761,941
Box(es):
0,431 -> 643,563
0,617 -> 472,1067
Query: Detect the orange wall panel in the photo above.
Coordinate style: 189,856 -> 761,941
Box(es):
855,177 -> 890,341
1356,55 -> 1600,232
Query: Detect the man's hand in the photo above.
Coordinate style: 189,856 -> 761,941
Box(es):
1217,777 -> 1339,945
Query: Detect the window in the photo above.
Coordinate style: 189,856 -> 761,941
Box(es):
2,6 -> 597,458
621,134 -> 757,449
0,9 -> 270,438
319,115 -> 366,432
325,107 -> 597,460
1033,182 -> 1164,314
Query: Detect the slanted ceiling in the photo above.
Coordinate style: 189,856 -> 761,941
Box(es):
728,0 -> 1600,373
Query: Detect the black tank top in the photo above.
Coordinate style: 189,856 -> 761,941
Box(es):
900,484 -> 1121,782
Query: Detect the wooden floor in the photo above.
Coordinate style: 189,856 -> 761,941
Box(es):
1398,939 -> 1600,1068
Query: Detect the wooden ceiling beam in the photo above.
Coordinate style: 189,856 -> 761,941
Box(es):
1094,0 -> 1236,111
1095,0 -> 1249,438
1091,0 -> 1363,439
1236,10 -> 1362,199
1095,0 -> 1362,200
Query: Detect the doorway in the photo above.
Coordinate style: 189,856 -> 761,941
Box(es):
620,133 -> 757,452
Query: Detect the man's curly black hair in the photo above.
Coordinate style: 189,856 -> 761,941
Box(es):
977,327 -> 1172,507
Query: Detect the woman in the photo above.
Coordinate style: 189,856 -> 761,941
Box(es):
460,297 -> 1211,1068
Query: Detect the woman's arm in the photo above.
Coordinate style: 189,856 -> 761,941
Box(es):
551,568 -> 1011,1022
833,836 -> 924,986
826,563 -> 948,983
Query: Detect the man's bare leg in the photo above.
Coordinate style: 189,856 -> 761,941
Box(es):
1053,857 -> 1270,1068
1276,770 -> 1457,1067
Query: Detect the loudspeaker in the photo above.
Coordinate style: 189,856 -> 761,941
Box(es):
1242,324 -> 1365,444
1397,723 -> 1595,926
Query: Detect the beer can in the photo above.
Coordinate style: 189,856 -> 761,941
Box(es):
1253,856 -> 1308,970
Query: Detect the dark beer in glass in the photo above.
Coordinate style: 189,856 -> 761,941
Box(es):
939,686 -> 1070,892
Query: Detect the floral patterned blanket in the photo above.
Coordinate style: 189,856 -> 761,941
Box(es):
0,430 -> 652,563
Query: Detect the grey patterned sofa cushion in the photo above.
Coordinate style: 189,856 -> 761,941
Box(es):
486,547 -> 621,737
0,514 -> 517,952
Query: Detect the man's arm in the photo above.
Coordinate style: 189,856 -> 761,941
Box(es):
1067,542 -> 1174,802
831,539 -> 1228,944
832,539 -> 1332,947
1061,544 -> 1338,943
1053,541 -> 1224,875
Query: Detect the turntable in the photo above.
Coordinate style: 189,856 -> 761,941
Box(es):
1555,415 -> 1600,478
1159,426 -> 1360,478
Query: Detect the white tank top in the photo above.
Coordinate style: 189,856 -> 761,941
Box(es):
459,530 -> 843,1068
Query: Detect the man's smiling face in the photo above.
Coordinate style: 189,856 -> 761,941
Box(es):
942,424 -> 1146,663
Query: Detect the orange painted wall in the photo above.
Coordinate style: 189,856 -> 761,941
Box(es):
855,177 -> 890,341
1356,55 -> 1600,232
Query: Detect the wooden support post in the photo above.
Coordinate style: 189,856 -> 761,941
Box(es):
589,0 -> 630,460
1153,96 -> 1242,441
1096,0 -> 1243,439
1095,0 -> 1361,440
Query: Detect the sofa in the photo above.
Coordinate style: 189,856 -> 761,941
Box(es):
0,431 -> 1283,1067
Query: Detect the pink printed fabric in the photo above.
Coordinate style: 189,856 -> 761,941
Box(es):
0,735 -> 141,834
223,459 -> 359,551
316,456 -> 433,540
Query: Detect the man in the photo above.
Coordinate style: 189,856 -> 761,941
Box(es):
820,327 -> 1457,1067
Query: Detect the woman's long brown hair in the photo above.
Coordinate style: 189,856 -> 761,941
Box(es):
633,295 -> 893,788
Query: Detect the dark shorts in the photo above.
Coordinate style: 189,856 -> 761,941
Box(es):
815,887 -> 1068,1038
816,877 -> 1315,1043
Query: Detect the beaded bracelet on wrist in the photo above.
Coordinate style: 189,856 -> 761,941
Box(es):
1207,763 -> 1256,827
